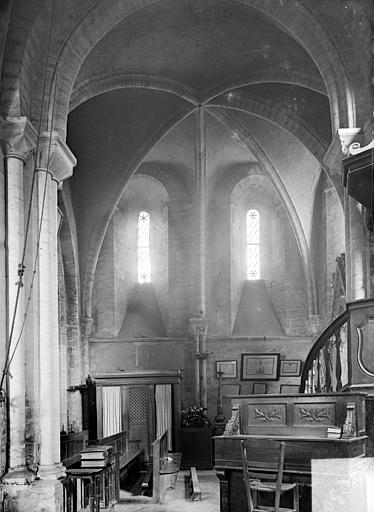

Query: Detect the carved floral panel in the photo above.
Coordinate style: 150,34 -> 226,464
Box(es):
294,403 -> 335,426
248,403 -> 286,425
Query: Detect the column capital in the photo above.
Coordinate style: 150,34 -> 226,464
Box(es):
337,127 -> 362,156
36,131 -> 76,183
0,116 -> 37,161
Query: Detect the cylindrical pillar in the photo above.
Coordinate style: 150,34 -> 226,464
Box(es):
67,322 -> 84,432
0,117 -> 37,483
5,154 -> 27,471
35,132 -> 76,480
193,107 -> 208,409
59,323 -> 68,432
36,169 -> 65,479
81,316 -> 94,378
195,337 -> 200,405
194,107 -> 207,316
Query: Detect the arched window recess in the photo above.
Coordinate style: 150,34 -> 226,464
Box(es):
247,209 -> 260,280
138,211 -> 151,283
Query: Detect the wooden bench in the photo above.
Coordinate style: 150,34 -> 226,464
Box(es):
189,466 -> 201,501
86,430 -> 143,500
141,465 -> 153,495
86,430 -> 142,476
60,430 -> 89,468
62,430 -> 143,511
143,430 -> 181,504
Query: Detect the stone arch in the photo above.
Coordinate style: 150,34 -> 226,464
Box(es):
58,188 -> 81,328
202,68 -> 327,103
14,0 -> 366,137
80,105 -> 196,321
212,162 -> 264,203
234,0 -> 367,129
137,161 -> 193,206
96,173 -> 170,338
209,106 -> 318,317
70,73 -> 199,111
208,95 -> 328,162
206,96 -> 344,204
135,165 -> 194,336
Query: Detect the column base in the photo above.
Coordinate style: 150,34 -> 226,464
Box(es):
2,467 -> 35,484
0,477 -> 64,512
38,462 -> 66,480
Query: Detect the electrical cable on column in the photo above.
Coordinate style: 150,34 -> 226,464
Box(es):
0,0 -> 61,402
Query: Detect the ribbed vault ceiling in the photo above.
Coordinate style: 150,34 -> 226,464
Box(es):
64,0 -> 335,313
75,0 -> 323,98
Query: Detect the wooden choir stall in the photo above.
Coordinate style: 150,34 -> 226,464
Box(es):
214,392 -> 367,512
60,371 -> 183,511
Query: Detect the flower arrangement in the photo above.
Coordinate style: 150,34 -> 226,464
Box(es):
180,406 -> 212,428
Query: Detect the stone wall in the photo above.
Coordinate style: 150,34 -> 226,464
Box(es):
310,173 -> 345,328
325,186 -> 345,319
90,335 -> 313,417
270,206 -> 309,336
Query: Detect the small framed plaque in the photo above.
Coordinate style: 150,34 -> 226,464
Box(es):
280,360 -> 302,377
216,360 -> 238,379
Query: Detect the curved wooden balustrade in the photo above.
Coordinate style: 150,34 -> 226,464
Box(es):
300,309 -> 349,394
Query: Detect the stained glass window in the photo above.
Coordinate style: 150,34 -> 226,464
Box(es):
138,211 -> 151,283
247,209 -> 260,280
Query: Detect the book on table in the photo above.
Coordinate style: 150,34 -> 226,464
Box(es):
80,458 -> 109,468
326,426 -> 342,439
80,445 -> 113,460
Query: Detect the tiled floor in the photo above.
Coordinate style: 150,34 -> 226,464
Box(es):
113,470 -> 220,512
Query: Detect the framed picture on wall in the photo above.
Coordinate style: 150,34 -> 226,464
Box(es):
216,360 -> 238,379
253,382 -> 267,394
241,353 -> 280,380
280,384 -> 300,394
279,360 -> 302,377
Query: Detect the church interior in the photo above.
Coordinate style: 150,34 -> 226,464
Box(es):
0,1 -> 374,511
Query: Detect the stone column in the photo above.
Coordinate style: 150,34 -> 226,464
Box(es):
194,107 -> 207,316
59,323 -> 68,433
192,107 -> 208,409
81,316 -> 94,378
0,117 -> 36,483
35,132 -> 76,480
67,321 -> 84,432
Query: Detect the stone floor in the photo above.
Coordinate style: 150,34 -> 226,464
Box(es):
112,470 -> 220,512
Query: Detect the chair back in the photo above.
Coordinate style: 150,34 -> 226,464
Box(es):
274,442 -> 286,511
240,440 -> 254,512
240,439 -> 287,512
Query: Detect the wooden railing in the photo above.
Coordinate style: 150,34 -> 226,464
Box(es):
86,430 -> 128,456
300,309 -> 349,393
150,430 -> 181,504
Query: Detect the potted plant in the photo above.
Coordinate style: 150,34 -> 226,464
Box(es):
180,406 -> 213,469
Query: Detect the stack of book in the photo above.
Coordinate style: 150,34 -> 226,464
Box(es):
80,445 -> 113,467
326,426 -> 342,439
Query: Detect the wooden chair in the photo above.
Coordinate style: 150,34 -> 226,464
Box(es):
240,440 -> 299,512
